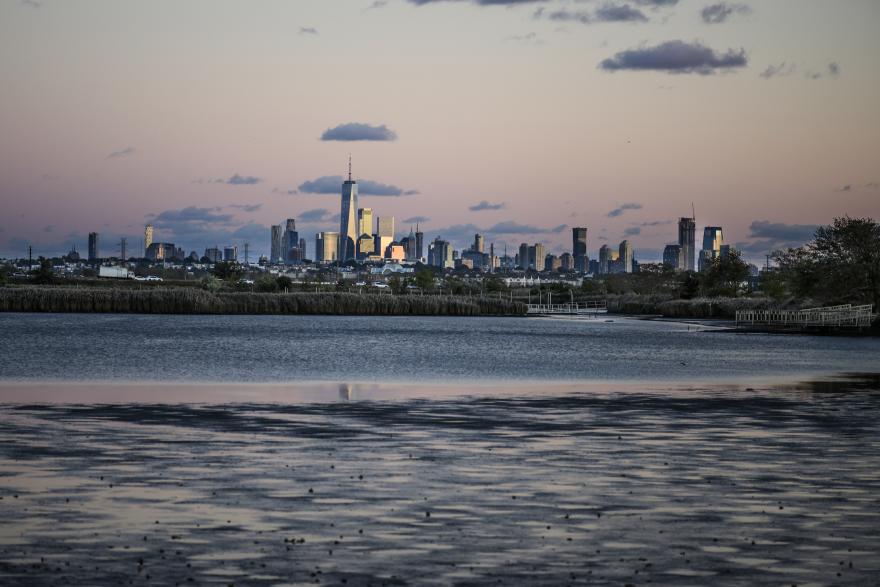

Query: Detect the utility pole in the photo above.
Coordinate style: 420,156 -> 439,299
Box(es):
120,238 -> 127,262
28,245 -> 33,268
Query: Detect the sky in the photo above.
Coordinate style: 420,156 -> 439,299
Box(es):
1,0 -> 878,263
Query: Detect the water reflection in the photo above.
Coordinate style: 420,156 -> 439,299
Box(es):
338,383 -> 352,401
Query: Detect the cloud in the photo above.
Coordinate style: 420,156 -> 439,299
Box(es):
403,216 -> 431,224
748,220 -> 818,243
835,185 -> 852,193
107,147 -> 135,159
408,0 -> 548,5
607,202 -> 643,217
700,2 -> 750,24
805,62 -> 841,80
19,0 -> 41,8
228,204 -> 263,212
505,32 -> 544,45
637,219 -> 672,226
469,200 -> 506,211
297,175 -> 418,196
298,208 -> 333,223
599,40 -> 748,74
299,27 -> 318,35
43,225 -> 55,233
320,123 -> 398,142
485,221 -> 566,234
624,226 -> 641,236
759,61 -> 796,79
366,0 -> 388,9
151,206 -> 234,227
537,4 -> 648,24
866,182 -> 878,189
226,174 -> 262,185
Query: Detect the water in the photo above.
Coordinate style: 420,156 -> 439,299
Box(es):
1,313 -> 879,383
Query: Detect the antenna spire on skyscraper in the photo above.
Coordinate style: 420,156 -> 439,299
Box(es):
348,154 -> 352,182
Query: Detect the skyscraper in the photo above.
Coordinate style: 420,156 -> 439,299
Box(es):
405,227 -> 417,260
270,225 -> 284,263
678,216 -> 696,272
88,232 -> 99,261
415,224 -> 424,260
144,224 -> 153,257
376,216 -> 395,259
598,244 -> 612,274
699,226 -> 723,270
473,234 -> 484,254
316,231 -> 339,263
518,243 -> 529,270
357,207 -> 373,238
282,219 -> 298,264
663,244 -> 682,269
340,158 -> 358,261
619,240 -> 633,273
572,227 -> 588,272
532,243 -> 546,272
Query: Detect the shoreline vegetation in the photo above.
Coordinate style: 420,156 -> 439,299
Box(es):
0,286 -> 526,316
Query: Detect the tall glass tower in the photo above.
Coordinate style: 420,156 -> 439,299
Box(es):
678,216 -> 696,272
339,157 -> 358,261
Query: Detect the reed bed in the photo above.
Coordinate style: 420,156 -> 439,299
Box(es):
607,293 -> 799,319
0,286 -> 526,316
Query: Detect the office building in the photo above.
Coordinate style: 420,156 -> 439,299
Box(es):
299,238 -> 307,260
663,244 -> 682,269
572,227 -> 588,272
546,254 -> 560,271
146,242 -> 176,262
357,234 -> 375,258
315,231 -> 339,263
532,243 -> 546,272
678,216 -> 696,272
204,247 -> 221,263
518,243 -> 530,270
339,158 -> 359,261
429,238 -> 453,268
699,226 -> 723,270
415,225 -> 424,260
223,246 -> 237,262
283,219 -> 298,264
598,244 -> 612,274
473,234 -> 484,254
270,225 -> 284,263
144,224 -> 153,256
619,240 -> 633,273
88,232 -> 99,261
357,207 -> 373,238
559,252 -> 574,271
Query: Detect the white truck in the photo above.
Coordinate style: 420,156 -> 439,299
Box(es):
98,266 -> 134,279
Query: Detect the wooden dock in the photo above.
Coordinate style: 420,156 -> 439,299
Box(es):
735,304 -> 874,333
527,300 -> 607,316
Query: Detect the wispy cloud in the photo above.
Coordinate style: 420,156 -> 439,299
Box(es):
599,40 -> 747,74
805,62 -> 841,80
226,174 -> 262,185
19,0 -> 41,8
298,175 -> 418,196
607,202 -> 643,217
228,203 -> 263,213
469,200 -> 506,211
298,208 -> 333,223
759,61 -> 796,79
320,122 -> 398,142
107,147 -> 136,159
403,216 -> 431,224
700,2 -> 751,24
299,27 -> 318,35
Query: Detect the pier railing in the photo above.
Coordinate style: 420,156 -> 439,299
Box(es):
735,304 -> 873,331
527,300 -> 607,316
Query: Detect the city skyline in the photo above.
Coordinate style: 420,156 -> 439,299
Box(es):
1,1 -> 878,260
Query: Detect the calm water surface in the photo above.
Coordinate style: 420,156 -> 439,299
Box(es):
1,313 -> 879,383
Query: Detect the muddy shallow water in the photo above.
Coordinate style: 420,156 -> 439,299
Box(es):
1,378 -> 879,585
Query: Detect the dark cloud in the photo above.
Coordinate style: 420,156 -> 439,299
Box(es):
43,225 -> 55,233
828,61 -> 840,77
297,175 -> 418,196
19,0 -> 41,8
746,220 -> 818,246
469,200 -> 506,211
637,219 -> 672,226
320,123 -> 398,142
599,40 -> 748,74
835,185 -> 852,193
403,216 -> 431,224
607,202 -> 643,217
298,208 -> 333,223
537,4 -> 648,24
700,2 -> 751,24
624,226 -> 641,236
759,61 -> 796,79
151,207 -> 234,227
866,182 -> 878,189
485,221 -> 567,234
226,174 -> 262,185
144,206 -> 272,254
408,0 -> 548,5
299,27 -> 318,35
107,147 -> 135,159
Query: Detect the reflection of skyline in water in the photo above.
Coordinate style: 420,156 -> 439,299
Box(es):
338,383 -> 352,401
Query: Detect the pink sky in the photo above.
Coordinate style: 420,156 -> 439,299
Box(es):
1,0 -> 878,261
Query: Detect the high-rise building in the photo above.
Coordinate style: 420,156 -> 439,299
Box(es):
559,252 -> 574,271
340,158 -> 359,261
428,238 -> 453,268
223,246 -> 237,262
283,219 -> 298,264
415,225 -> 424,260
357,207 -> 373,238
315,231 -> 339,263
357,234 -> 375,258
299,237 -> 307,260
270,225 -> 284,263
619,240 -> 633,273
699,226 -> 723,270
405,227 -> 418,260
678,217 -> 696,272
144,224 -> 153,256
518,243 -> 529,270
375,216 -> 395,260
473,234 -> 484,254
598,244 -> 612,274
204,247 -> 221,263
546,254 -> 560,271
532,243 -> 546,272
572,227 -> 588,272
88,232 -> 99,261
663,244 -> 682,269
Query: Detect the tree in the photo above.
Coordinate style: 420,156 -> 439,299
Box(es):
388,275 -> 403,295
775,216 -> 880,308
213,261 -> 243,282
31,257 -> 55,285
256,276 -> 280,292
699,250 -> 750,297
276,275 -> 293,291
415,269 -> 434,291
484,276 -> 505,293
